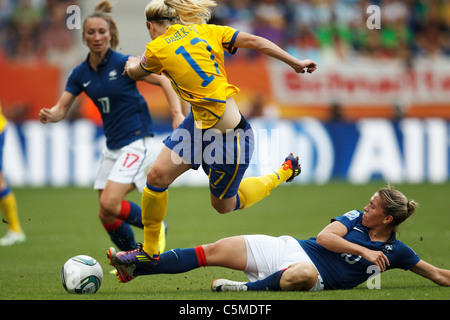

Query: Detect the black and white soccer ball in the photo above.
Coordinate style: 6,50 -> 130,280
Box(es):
60,255 -> 103,294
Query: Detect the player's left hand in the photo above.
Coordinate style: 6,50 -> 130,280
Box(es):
363,249 -> 390,272
298,59 -> 317,74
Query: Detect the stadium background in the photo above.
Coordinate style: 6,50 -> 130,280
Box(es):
0,0 -> 449,302
2,0 -> 450,187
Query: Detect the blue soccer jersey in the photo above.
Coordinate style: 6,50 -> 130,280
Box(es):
65,49 -> 154,149
298,210 -> 420,290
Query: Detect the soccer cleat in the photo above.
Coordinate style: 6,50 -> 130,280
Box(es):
109,222 -> 168,276
107,244 -> 159,283
0,230 -> 26,246
211,279 -> 248,292
107,247 -> 136,283
282,153 -> 301,182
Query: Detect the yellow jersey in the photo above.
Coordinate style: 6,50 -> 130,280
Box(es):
0,101 -> 7,133
140,24 -> 240,128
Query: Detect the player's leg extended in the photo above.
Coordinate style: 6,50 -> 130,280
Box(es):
208,118 -> 300,213
107,236 -> 246,282
142,146 -> 191,256
237,154 -> 301,210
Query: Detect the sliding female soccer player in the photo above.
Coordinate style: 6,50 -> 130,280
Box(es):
39,1 -> 183,252
109,185 -> 450,290
110,0 -> 317,275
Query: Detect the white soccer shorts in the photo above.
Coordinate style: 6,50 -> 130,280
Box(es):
94,136 -> 160,193
242,234 -> 324,291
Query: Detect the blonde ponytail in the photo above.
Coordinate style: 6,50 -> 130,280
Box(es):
378,185 -> 418,231
145,0 -> 217,25
94,0 -> 113,13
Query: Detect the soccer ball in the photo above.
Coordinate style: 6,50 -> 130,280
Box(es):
60,255 -> 103,294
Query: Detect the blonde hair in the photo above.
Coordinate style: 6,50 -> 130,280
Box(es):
145,0 -> 217,26
377,185 -> 418,230
83,0 -> 119,49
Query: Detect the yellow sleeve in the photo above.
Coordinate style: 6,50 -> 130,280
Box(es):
140,45 -> 163,75
0,102 -> 7,133
214,25 -> 240,54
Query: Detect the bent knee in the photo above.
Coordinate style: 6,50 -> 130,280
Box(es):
281,263 -> 318,291
210,196 -> 236,214
98,206 -> 117,224
211,202 -> 234,214
146,167 -> 172,189
99,195 -> 120,216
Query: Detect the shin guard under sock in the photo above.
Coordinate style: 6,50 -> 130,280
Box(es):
142,184 -> 168,255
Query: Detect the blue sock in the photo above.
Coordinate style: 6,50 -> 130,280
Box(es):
119,200 -> 143,228
141,247 -> 206,275
104,220 -> 137,251
245,269 -> 287,291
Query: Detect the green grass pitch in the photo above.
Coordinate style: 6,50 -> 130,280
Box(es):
0,183 -> 449,302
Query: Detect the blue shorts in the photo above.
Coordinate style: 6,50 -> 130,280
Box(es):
163,111 -> 254,199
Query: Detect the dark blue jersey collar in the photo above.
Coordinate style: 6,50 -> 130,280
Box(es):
86,48 -> 113,70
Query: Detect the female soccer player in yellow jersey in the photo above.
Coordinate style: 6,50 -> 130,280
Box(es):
109,0 -> 317,276
0,103 -> 25,246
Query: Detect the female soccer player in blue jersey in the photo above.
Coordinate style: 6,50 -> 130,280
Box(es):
108,185 -> 450,290
39,1 -> 183,252
110,0 -> 317,271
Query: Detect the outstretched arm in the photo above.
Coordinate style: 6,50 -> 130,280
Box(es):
409,260 -> 450,286
234,32 -> 317,74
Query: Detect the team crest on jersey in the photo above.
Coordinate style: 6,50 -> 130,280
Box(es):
344,210 -> 360,220
383,244 -> 393,254
109,69 -> 118,81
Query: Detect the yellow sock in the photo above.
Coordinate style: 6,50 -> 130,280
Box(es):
158,222 -> 167,253
237,165 -> 292,210
0,191 -> 22,233
141,186 -> 168,256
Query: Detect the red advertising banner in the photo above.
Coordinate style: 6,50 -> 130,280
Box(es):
0,61 -> 61,121
2,58 -> 450,122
